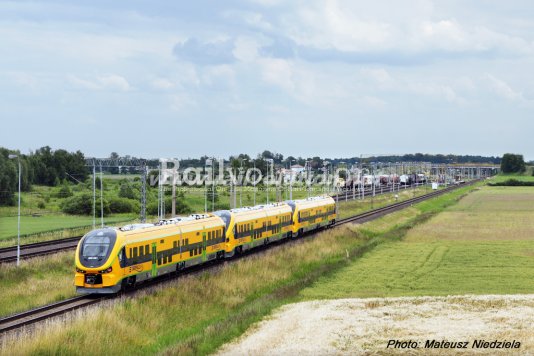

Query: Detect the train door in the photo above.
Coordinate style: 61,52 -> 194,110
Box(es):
202,232 -> 207,262
151,243 -> 157,278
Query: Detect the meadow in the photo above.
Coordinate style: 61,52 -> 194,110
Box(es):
300,186 -> 534,299
0,182 -> 480,355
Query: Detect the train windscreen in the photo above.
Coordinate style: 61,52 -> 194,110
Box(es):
79,229 -> 117,268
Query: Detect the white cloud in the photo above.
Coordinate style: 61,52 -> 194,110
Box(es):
485,74 -> 524,101
233,36 -> 261,62
259,58 -> 294,92
7,71 -> 38,90
68,74 -> 130,91
98,74 -> 130,91
150,78 -> 175,90
170,93 -> 196,111
278,1 -> 534,61
361,95 -> 386,108
361,68 -> 392,84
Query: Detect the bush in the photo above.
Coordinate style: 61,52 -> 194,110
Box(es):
488,179 -> 534,187
147,197 -> 192,216
61,193 -> 110,216
108,197 -> 140,214
37,201 -> 46,209
118,182 -> 138,200
55,184 -> 73,198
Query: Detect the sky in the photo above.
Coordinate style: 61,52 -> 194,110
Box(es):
1,0 -> 533,160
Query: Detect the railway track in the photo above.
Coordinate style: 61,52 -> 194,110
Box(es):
0,182 -> 430,264
0,296 -> 104,334
0,237 -> 81,263
336,182 -> 474,225
0,179 -> 480,335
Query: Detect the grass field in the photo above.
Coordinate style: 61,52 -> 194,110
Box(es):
489,172 -> 534,183
0,252 -> 75,318
0,215 -> 136,247
300,186 -> 534,299
0,182 -> 480,355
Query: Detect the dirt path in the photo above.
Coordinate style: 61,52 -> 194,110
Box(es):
216,295 -> 534,355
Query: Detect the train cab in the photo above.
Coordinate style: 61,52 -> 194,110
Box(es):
75,228 -> 121,294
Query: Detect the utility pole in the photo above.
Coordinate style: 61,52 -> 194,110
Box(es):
266,159 -> 273,204
100,162 -> 104,227
289,159 -> 295,200
92,161 -> 96,229
253,159 -> 256,206
171,169 -> 176,217
8,154 -> 21,266
212,158 -> 216,211
239,158 -> 247,207
140,161 -> 147,223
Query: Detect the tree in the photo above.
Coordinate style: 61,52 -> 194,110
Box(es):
500,153 -> 526,173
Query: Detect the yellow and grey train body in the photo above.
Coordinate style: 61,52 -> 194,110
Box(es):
214,202 -> 293,257
286,196 -> 336,236
75,214 -> 226,294
74,195 -> 337,294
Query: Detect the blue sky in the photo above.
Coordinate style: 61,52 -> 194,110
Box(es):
1,0 -> 533,159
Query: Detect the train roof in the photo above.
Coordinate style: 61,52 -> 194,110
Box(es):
285,195 -> 335,210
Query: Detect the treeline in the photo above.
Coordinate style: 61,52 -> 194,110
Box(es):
0,146 -> 88,206
0,145 -> 506,207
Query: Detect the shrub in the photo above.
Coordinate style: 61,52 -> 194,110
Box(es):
108,197 -> 140,214
37,201 -> 46,209
488,179 -> 534,187
55,184 -> 73,198
147,197 -> 192,216
118,182 -> 137,200
61,193 -> 110,216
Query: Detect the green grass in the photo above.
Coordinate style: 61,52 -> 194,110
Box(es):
0,182 -> 480,355
0,214 -> 136,247
0,252 -> 75,318
300,185 -> 534,300
489,172 -> 534,183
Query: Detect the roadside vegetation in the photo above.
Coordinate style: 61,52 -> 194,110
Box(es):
0,181 -> 482,355
0,251 -> 75,318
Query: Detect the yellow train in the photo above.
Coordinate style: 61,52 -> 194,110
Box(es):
75,195 -> 336,294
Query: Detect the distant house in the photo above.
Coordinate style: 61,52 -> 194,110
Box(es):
279,165 -> 305,183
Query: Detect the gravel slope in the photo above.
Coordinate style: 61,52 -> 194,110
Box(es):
216,295 -> 534,355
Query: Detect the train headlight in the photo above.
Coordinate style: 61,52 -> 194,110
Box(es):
100,267 -> 113,274
76,267 -> 85,274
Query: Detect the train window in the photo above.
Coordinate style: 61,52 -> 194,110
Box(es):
160,239 -> 164,244
129,248 -> 132,258
190,250 -> 193,257
185,239 -> 189,246
133,247 -> 138,259
197,232 -> 200,236
173,241 -> 177,249
138,247 -> 143,257
145,245 -> 150,255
